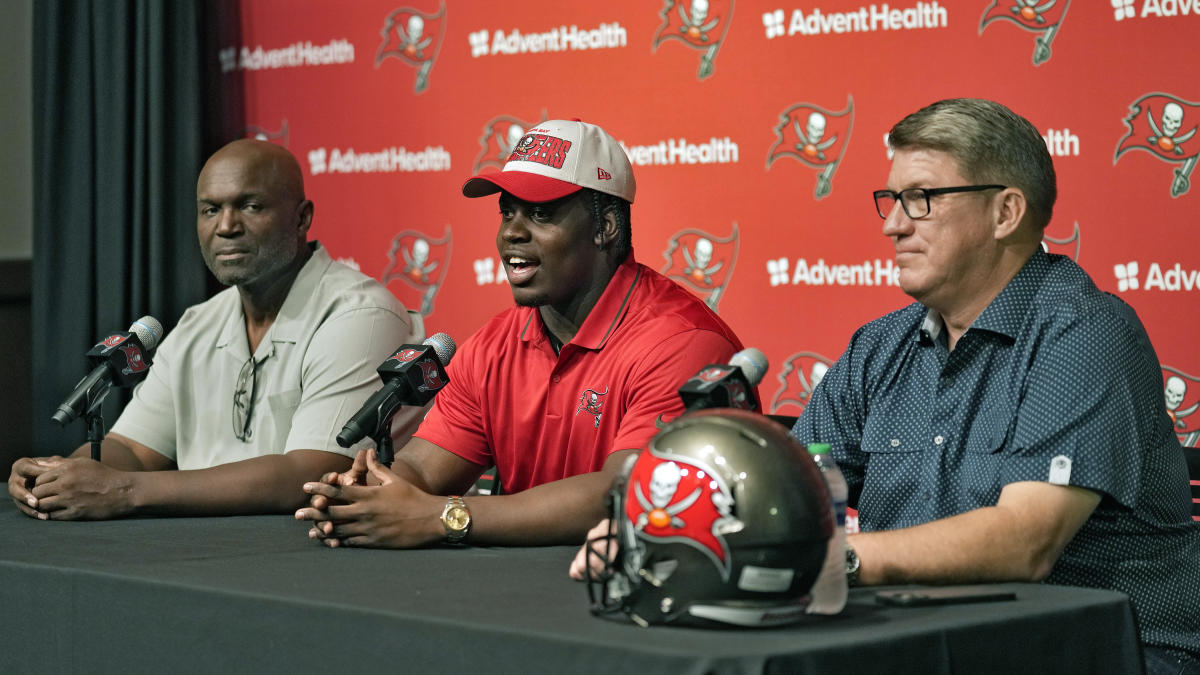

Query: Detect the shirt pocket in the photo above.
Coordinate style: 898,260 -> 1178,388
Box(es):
964,405 -> 1015,455
267,389 -> 302,450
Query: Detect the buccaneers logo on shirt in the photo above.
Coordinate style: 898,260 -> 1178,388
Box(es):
577,388 -> 609,428
1163,366 -> 1200,448
374,2 -> 446,94
625,451 -> 741,580
769,351 -> 834,416
766,97 -> 854,200
382,226 -> 452,316
1115,93 -> 1200,199
471,113 -> 549,173
978,0 -> 1071,66
651,0 -> 735,80
660,224 -> 738,311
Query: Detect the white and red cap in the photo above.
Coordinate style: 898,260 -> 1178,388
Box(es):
462,119 -> 636,204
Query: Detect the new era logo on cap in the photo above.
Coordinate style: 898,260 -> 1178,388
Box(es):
462,119 -> 636,204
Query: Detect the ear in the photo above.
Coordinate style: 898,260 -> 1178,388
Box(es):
992,188 -> 1026,241
297,199 -> 314,237
594,208 -> 619,249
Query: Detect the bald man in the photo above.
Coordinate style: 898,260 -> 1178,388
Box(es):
8,140 -> 423,520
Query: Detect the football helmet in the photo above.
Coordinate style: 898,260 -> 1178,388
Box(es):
587,408 -> 833,627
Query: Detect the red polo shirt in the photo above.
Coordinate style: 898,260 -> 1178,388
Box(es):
415,253 -> 748,494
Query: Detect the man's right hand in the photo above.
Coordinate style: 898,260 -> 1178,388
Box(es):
569,518 -> 617,581
9,456 -> 68,518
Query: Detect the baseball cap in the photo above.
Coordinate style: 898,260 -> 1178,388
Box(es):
462,119 -> 636,204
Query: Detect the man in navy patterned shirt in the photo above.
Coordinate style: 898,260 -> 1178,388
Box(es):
793,98 -> 1200,673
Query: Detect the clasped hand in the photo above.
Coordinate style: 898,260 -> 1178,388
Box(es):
295,448 -> 443,549
8,456 -> 137,520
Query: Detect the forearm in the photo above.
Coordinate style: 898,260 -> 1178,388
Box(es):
67,438 -> 156,471
464,469 -> 615,546
130,451 -> 352,517
852,481 -> 1100,586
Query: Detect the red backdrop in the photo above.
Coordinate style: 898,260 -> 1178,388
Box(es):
213,1 -> 1200,455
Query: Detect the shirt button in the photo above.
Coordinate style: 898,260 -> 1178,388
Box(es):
889,439 -> 900,448
923,491 -> 931,500
934,435 -> 944,445
552,375 -> 561,383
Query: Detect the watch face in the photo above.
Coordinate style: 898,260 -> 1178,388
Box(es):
446,506 -> 470,531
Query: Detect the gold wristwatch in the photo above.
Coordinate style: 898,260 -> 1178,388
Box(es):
441,496 -> 471,544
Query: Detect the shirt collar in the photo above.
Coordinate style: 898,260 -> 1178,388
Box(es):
519,250 -> 641,352
915,247 -> 1049,345
970,247 -> 1049,341
215,241 -> 330,359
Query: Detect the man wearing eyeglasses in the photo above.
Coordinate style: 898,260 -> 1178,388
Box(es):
8,139 -> 422,520
793,98 -> 1200,671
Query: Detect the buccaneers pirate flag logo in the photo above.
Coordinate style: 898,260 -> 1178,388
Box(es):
1041,221 -> 1081,261
1163,366 -> 1200,448
769,351 -> 833,415
1114,93 -> 1200,198
660,224 -> 739,311
766,97 -> 853,200
374,2 -> 446,94
471,112 -> 550,173
381,226 -> 452,316
626,451 -> 741,580
651,0 -> 735,81
978,0 -> 1071,67
242,120 -> 289,146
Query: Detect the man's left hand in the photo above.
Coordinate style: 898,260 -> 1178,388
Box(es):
295,449 -> 444,549
27,458 -> 139,520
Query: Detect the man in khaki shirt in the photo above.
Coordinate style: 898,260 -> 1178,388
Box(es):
8,139 -> 421,519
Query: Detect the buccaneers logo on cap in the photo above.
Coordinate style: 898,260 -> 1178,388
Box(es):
660,224 -> 739,311
770,351 -> 834,415
978,0 -> 1071,66
626,451 -> 741,580
472,112 -> 550,173
242,120 -> 289,146
1163,366 -> 1200,448
374,2 -> 446,94
1115,93 -> 1200,198
766,97 -> 853,200
381,226 -> 452,316
651,0 -> 735,80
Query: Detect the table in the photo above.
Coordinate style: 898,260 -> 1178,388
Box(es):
0,509 -> 1142,674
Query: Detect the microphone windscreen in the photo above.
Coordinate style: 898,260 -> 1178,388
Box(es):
129,316 -> 165,351
424,332 -> 456,365
729,347 -> 768,387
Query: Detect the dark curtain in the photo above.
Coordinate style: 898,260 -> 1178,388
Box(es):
32,1 -> 215,454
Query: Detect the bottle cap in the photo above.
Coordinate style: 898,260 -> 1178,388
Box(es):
807,442 -> 831,455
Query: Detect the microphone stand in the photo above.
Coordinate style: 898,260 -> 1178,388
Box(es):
84,385 -> 109,462
367,410 -> 397,468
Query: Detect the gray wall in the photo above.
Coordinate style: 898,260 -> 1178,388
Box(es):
0,0 -> 33,466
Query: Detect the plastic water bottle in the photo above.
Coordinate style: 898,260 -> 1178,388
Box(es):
805,442 -> 848,615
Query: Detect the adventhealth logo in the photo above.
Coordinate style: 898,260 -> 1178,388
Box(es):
761,2 -> 947,38
1114,261 -> 1200,291
1112,0 -> 1200,21
467,22 -> 627,57
767,257 -> 901,287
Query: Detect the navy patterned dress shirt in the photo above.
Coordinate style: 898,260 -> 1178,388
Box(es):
793,248 -> 1200,655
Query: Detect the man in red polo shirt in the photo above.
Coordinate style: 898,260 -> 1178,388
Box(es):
295,119 -> 749,548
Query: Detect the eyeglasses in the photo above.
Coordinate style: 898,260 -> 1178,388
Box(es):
873,185 -> 1006,219
233,356 -> 258,442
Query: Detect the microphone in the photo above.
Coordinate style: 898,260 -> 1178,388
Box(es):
336,332 -> 457,451
678,347 -> 767,412
51,316 -> 165,426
